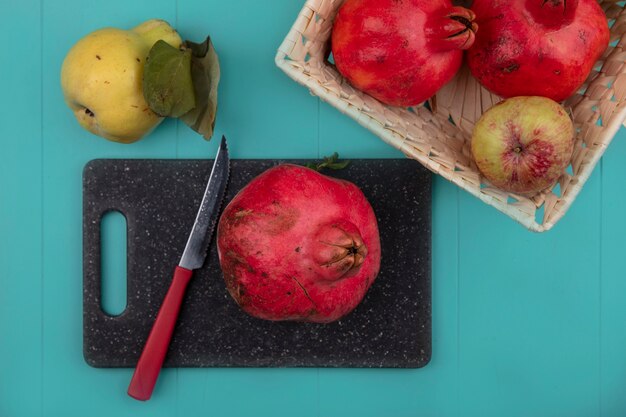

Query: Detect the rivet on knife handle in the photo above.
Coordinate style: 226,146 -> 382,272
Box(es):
127,136 -> 230,401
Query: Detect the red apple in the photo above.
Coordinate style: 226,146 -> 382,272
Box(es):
471,96 -> 575,194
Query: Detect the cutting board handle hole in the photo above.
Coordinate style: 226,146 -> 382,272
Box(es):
100,210 -> 128,317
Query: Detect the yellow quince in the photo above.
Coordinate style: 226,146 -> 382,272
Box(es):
61,19 -> 182,143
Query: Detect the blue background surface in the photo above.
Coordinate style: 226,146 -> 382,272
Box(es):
1,0 -> 625,416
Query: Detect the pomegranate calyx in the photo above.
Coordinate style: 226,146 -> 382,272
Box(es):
525,0 -> 579,29
319,237 -> 368,270
426,6 -> 478,52
310,220 -> 368,281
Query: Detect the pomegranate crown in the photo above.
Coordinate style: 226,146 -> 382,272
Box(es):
426,6 -> 478,52
525,0 -> 579,28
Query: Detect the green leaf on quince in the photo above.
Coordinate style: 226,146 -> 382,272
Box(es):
179,36 -> 220,141
142,36 -> 220,141
143,40 -> 196,118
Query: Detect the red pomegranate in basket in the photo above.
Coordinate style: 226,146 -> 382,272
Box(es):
331,0 -> 477,107
467,0 -> 610,102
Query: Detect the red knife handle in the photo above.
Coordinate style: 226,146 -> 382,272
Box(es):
127,266 -> 194,401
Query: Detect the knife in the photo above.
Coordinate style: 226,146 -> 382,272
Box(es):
127,136 -> 230,401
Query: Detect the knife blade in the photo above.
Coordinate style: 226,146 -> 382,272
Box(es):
127,136 -> 230,401
180,136 -> 230,270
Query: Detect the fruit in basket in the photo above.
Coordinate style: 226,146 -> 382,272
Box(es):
61,19 -> 182,143
466,0 -> 610,102
217,164 -> 381,323
331,0 -> 477,107
471,96 -> 575,194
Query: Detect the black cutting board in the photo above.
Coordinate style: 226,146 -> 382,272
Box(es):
83,159 -> 431,368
